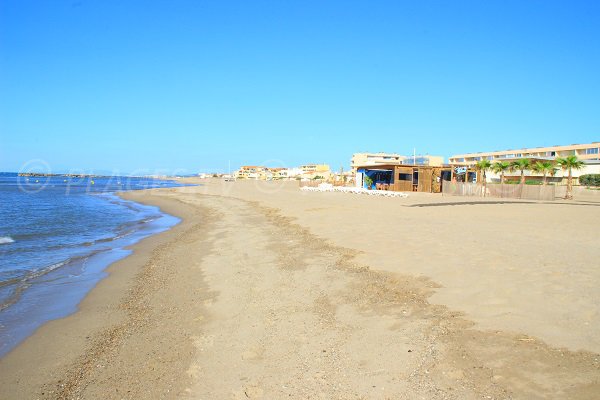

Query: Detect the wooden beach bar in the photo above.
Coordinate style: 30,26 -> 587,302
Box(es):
355,164 -> 454,193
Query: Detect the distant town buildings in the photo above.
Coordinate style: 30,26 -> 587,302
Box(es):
229,142 -> 599,187
299,164 -> 331,179
233,164 -> 331,181
235,166 -> 267,180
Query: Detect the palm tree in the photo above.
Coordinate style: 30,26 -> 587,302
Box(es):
531,161 -> 556,186
510,159 -> 531,185
556,155 -> 585,200
475,159 -> 492,196
491,161 -> 510,184
363,175 -> 373,190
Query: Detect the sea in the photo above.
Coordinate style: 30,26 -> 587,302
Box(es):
0,172 -> 186,357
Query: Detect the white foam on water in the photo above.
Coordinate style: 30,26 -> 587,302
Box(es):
0,237 -> 15,244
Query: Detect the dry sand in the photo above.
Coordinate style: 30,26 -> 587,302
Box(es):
0,179 -> 598,399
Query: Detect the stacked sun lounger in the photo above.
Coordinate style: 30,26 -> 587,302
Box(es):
300,184 -> 409,198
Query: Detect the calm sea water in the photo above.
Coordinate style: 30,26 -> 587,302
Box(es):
0,172 -> 185,356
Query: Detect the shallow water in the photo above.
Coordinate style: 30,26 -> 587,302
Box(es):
0,173 -> 184,356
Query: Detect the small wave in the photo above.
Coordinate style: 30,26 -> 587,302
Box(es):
0,236 -> 15,244
0,259 -> 68,311
0,253 -> 100,312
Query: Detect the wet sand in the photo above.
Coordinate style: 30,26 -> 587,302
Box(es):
0,180 -> 598,399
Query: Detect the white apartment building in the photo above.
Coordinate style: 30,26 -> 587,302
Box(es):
350,153 -> 404,172
351,152 -> 445,172
449,142 -> 600,184
449,142 -> 600,166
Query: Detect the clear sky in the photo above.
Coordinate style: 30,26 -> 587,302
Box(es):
1,0 -> 599,174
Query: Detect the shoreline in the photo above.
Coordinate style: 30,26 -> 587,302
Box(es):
0,188 -> 206,399
1,182 -> 598,399
0,191 -> 179,358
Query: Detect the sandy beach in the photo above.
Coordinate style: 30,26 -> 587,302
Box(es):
1,179 -> 599,399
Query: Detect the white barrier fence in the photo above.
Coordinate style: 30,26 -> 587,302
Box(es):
442,182 -> 555,201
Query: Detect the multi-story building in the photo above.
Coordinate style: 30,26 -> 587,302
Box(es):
268,167 -> 304,180
235,166 -> 268,180
402,155 -> 445,167
449,142 -> 600,184
235,165 -> 324,180
299,164 -> 331,180
449,142 -> 600,166
351,153 -> 405,172
351,152 -> 444,172
274,167 -> 303,180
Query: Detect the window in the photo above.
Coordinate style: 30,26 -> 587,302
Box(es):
398,173 -> 411,181
586,148 -> 599,154
411,157 -> 430,165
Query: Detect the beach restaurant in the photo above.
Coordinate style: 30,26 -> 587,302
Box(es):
355,164 -> 454,193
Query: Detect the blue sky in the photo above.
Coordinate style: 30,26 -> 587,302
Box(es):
1,0 -> 599,174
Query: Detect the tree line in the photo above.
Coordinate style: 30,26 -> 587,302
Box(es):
475,155 -> 585,200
